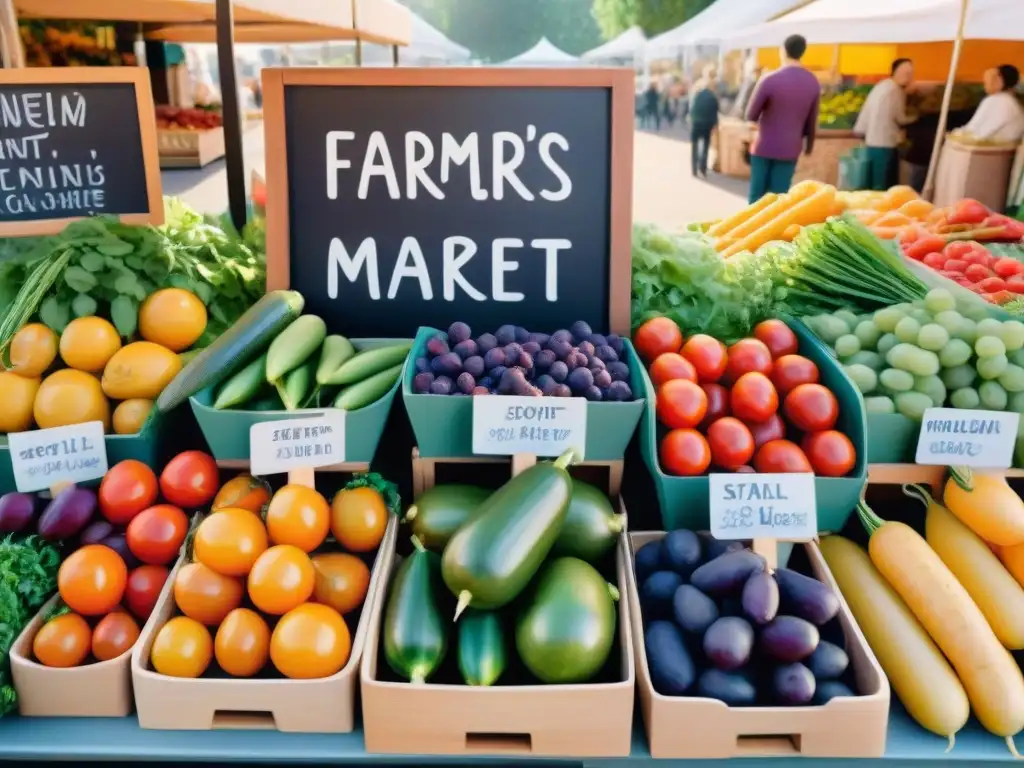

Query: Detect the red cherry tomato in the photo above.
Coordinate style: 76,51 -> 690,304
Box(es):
922,251 -> 946,270
745,413 -> 786,450
754,440 -> 813,473
753,320 -> 798,358
160,451 -> 219,509
943,258 -> 968,274
659,429 -> 711,476
706,417 -> 755,470
126,504 -> 189,565
98,460 -> 158,525
802,431 -> 857,477
634,317 -> 683,362
770,355 -> 820,396
699,383 -> 730,429
724,338 -> 773,384
125,564 -> 170,620
978,276 -> 1008,293
656,379 -> 708,429
965,263 -> 994,283
944,241 -> 978,261
735,465 -> 756,473
649,353 -> 698,387
730,372 -> 779,423
680,334 -> 728,383
784,384 -> 839,432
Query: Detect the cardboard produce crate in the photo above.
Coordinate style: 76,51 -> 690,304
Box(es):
628,531 -> 889,759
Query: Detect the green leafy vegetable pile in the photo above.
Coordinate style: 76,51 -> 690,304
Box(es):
0,198 -> 265,355
0,535 -> 60,716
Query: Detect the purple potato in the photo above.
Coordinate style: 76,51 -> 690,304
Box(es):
426,335 -> 450,357
495,324 -> 517,345
499,368 -> 530,395
548,361 -> 569,383
760,616 -> 820,663
430,376 -> 454,395
535,374 -> 558,396
102,534 -> 140,569
607,361 -> 630,382
606,381 -> 633,401
413,372 -> 435,393
502,343 -> 522,361
595,344 -> 619,363
513,326 -> 530,343
806,640 -> 849,679
478,376 -> 495,390
518,352 -> 534,373
528,332 -> 551,345
552,384 -> 572,397
463,355 -> 486,378
567,351 -> 589,372
588,357 -> 607,373
697,668 -> 757,706
448,322 -> 472,344
741,571 -> 780,625
567,367 -> 594,392
38,486 -> 97,541
672,584 -> 719,634
588,333 -> 609,347
522,341 -> 542,356
0,492 -> 35,533
774,568 -> 840,626
456,372 -> 476,394
703,617 -> 754,671
773,663 -> 816,705
577,341 -> 596,358
814,681 -> 855,704
414,356 -> 430,373
550,329 -> 573,344
484,347 -> 507,369
582,385 -> 603,401
547,339 -> 572,359
488,366 -> 508,382
452,339 -> 479,360
80,520 -> 114,546
606,334 -> 625,355
570,320 -> 593,343
690,550 -> 766,597
433,352 -> 463,377
593,370 -> 612,389
535,349 -> 556,372
476,333 -> 498,353
472,386 -> 490,395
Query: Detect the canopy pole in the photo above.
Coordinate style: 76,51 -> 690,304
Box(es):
216,0 -> 247,231
922,0 -> 969,200
392,44 -> 398,67
351,0 -> 362,66
0,0 -> 25,68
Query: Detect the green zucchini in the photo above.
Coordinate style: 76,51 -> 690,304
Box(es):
443,450 -> 575,618
265,315 -> 327,384
458,609 -> 506,686
276,359 -> 315,410
550,480 -> 626,562
156,290 -> 304,412
516,557 -> 618,684
316,335 -> 356,385
323,343 -> 411,386
332,363 -> 402,411
404,484 -> 492,551
384,536 -> 448,683
213,353 -> 267,410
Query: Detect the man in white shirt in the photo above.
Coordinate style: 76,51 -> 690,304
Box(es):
956,65 -> 1024,144
854,58 -> 917,190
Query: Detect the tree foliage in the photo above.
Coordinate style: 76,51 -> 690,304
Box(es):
592,0 -> 718,39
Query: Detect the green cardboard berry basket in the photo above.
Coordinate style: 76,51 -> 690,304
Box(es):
189,339 -> 409,464
640,318 -> 868,533
403,326 -> 646,460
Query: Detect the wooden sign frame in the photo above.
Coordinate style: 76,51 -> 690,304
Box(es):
261,67 -> 635,336
0,67 -> 163,237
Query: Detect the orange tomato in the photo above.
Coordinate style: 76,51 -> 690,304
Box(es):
193,508 -> 268,577
312,553 -> 370,615
159,450 -> 219,509
898,198 -> 934,220
58,544 -> 128,616
212,474 -> 271,514
247,545 -> 315,615
92,611 -> 141,661
215,608 -> 270,678
265,484 -> 330,553
648,352 -> 697,387
98,460 -> 158,525
150,616 -> 213,678
330,487 -> 388,553
270,603 -> 351,679
33,613 -> 91,667
873,211 -> 912,228
126,504 -> 189,565
173,561 -> 244,626
633,317 -> 683,362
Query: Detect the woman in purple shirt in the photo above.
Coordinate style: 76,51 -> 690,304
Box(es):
745,35 -> 821,203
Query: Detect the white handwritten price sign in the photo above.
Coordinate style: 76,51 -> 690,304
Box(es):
472,396 -> 586,458
915,407 -> 1019,468
709,473 -> 817,541
8,421 -> 108,492
249,411 -> 346,476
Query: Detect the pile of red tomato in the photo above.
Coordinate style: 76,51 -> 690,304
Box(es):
32,451 -> 219,669
903,236 -> 1024,306
634,318 -> 858,478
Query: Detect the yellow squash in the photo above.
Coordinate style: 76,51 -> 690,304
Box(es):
943,467 -> 1024,546
102,342 -> 182,400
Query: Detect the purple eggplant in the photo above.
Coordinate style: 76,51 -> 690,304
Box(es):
101,534 -> 140,569
38,486 -> 97,541
0,493 -> 36,533
80,520 -> 115,546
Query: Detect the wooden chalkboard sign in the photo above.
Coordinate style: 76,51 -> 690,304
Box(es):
262,68 -> 633,337
0,68 -> 163,237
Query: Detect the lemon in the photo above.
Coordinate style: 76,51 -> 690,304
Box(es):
60,316 -> 122,372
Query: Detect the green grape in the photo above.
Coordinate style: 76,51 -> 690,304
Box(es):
864,396 -> 895,414
873,308 -> 905,333
880,368 -> 914,392
941,364 -> 977,391
909,308 -> 933,325
950,387 -> 981,409
1010,348 -> 1024,368
999,320 -> 1024,352
844,364 -> 877,394
896,391 -> 934,421
877,333 -> 899,357
913,375 -> 947,407
975,335 -> 1007,358
1010,391 -> 1024,414
835,334 -> 861,358
999,364 -> 1024,393
980,380 -> 1009,410
933,310 -> 964,335
924,288 -> 956,314
816,315 -> 851,345
976,318 -> 1005,338
978,353 -> 1009,380
834,310 -> 860,328
886,343 -> 940,376
938,338 -> 973,368
917,324 -> 949,352
845,350 -> 884,371
894,316 -> 922,343
954,317 -> 978,344
854,321 -> 881,350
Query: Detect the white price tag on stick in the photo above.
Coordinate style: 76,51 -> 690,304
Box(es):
249,411 -> 346,476
472,396 -> 586,459
709,473 -> 817,541
8,421 -> 108,493
915,408 -> 1019,468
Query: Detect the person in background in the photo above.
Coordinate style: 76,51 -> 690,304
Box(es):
745,35 -> 820,203
644,80 -> 661,130
854,58 -> 916,190
690,70 -> 721,179
954,64 -> 1024,143
732,59 -> 763,118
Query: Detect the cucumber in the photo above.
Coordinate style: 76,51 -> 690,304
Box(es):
250,394 -> 284,411
458,609 -> 506,686
516,557 -> 618,684
384,536 -> 448,683
404,484 -> 492,551
265,315 -> 327,383
443,450 -> 575,618
213,353 -> 267,410
332,363 -> 402,411
276,359 -> 315,410
316,335 -> 356,385
550,480 -> 625,562
157,290 -> 304,412
323,343 -> 411,386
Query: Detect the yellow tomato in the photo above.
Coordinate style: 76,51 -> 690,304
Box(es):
8,323 -> 58,377
59,316 -> 122,372
214,608 -> 270,677
247,545 -> 315,615
101,341 -> 181,400
312,553 -> 370,615
150,616 -> 213,678
265,484 -> 330,553
112,398 -> 154,435
270,603 -> 351,679
138,288 -> 208,352
33,369 -> 110,430
0,371 -> 40,432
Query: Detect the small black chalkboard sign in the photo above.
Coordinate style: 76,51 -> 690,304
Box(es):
0,68 -> 162,237
263,68 -> 633,338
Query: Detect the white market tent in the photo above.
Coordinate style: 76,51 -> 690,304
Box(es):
646,0 -> 806,55
581,25 -> 646,63
348,7 -> 471,65
501,37 -> 579,66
